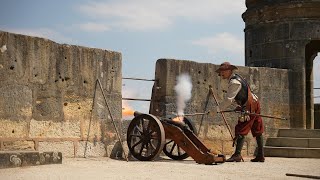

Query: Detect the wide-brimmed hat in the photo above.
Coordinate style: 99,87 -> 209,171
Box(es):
215,62 -> 238,73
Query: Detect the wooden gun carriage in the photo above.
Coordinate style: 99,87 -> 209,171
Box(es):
126,112 -> 225,165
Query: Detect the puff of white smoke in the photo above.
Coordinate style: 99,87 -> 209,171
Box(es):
174,73 -> 192,116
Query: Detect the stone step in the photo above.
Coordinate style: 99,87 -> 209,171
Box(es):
277,129 -> 320,138
0,151 -> 62,169
264,146 -> 320,158
266,137 -> 320,148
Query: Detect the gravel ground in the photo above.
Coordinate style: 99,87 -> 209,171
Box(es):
1,156 -> 320,180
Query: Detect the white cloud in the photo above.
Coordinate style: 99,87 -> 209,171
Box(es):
2,28 -> 73,44
77,0 -> 245,31
78,22 -> 110,32
192,32 -> 244,55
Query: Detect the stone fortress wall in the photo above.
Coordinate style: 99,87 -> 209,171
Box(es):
0,31 -> 123,158
0,30 -> 306,157
2,0 -> 320,158
150,59 -> 291,155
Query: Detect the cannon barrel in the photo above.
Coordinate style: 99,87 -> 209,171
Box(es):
133,111 -> 144,117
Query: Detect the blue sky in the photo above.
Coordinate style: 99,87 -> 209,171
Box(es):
1,0 -> 319,113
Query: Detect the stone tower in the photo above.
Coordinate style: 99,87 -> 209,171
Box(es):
242,0 -> 320,129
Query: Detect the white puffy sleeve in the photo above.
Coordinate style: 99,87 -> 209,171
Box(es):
218,79 -> 241,110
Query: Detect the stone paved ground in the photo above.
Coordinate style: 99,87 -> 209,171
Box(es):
1,156 -> 319,180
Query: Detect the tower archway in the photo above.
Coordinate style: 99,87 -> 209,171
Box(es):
305,41 -> 320,129
313,53 -> 320,129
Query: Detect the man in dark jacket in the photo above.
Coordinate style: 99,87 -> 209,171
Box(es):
214,62 -> 265,162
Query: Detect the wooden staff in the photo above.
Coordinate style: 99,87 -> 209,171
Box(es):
85,79 -> 128,161
221,110 -> 287,120
209,86 -> 234,140
122,77 -> 156,81
286,173 -> 320,179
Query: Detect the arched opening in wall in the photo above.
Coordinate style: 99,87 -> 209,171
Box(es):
305,41 -> 320,129
314,55 -> 320,129
315,56 -> 320,103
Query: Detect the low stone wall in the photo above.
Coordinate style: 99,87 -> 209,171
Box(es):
0,31 -> 122,157
150,59 -> 291,156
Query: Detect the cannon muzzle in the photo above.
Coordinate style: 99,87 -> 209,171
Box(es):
133,111 -> 144,117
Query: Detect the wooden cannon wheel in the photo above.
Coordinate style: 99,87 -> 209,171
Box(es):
163,117 -> 197,160
127,114 -> 165,161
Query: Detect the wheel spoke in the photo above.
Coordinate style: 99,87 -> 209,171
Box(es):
139,142 -> 145,155
134,125 -> 143,134
131,139 -> 142,149
145,142 -> 150,156
165,140 -> 174,145
141,118 -> 145,131
129,134 -> 141,138
148,141 -> 157,150
147,120 -> 152,132
150,136 -> 159,140
177,145 -> 181,156
170,143 -> 177,154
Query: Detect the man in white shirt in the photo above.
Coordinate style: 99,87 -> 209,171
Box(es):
214,62 -> 265,162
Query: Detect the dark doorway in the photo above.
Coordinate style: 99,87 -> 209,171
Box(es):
314,54 -> 320,129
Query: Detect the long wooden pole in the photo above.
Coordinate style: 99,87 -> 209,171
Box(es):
122,77 -> 156,81
220,110 -> 287,120
85,79 -> 128,161
84,80 -> 98,158
97,79 -> 128,161
209,87 -> 234,140
209,87 -> 244,161
286,173 -> 320,179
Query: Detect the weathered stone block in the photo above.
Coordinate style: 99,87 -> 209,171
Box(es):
261,42 -> 285,60
0,85 -> 32,120
77,141 -> 106,157
29,119 -> 80,138
206,125 -> 232,140
289,22 -> 319,40
2,141 -> 35,151
0,32 -> 28,81
39,141 -> 74,157
33,98 -> 63,121
0,119 -> 28,138
0,151 -> 62,169
63,98 -> 92,122
81,118 -> 102,141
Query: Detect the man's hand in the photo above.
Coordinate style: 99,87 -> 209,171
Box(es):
245,115 -> 250,121
238,111 -> 250,122
235,106 -> 242,111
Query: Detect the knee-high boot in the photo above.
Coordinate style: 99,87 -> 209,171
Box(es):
251,135 -> 265,162
226,135 -> 244,162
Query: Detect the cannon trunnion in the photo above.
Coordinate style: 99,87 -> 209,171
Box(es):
126,112 -> 225,165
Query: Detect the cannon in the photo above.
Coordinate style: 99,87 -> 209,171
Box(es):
126,111 -> 225,165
